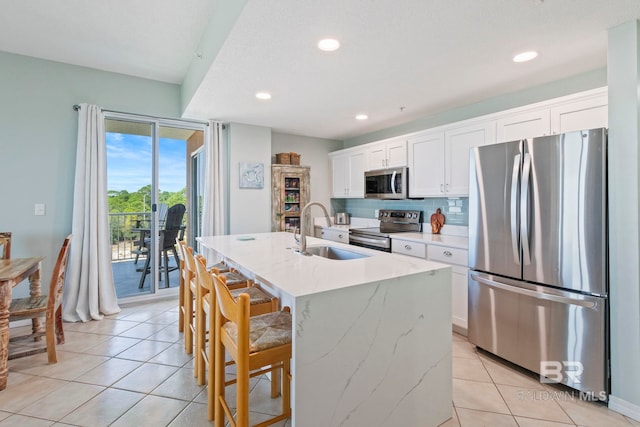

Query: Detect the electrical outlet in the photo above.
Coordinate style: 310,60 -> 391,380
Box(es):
34,203 -> 45,216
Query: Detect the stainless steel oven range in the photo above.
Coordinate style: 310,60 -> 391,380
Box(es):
349,209 -> 422,252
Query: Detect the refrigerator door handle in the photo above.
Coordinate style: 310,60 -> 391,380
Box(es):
470,273 -> 597,309
510,154 -> 521,264
520,153 -> 532,265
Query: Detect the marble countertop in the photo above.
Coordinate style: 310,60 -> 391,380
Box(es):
312,217 -> 469,250
197,232 -> 449,299
312,223 -> 351,232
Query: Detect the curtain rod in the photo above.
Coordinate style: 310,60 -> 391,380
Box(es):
72,104 -> 220,127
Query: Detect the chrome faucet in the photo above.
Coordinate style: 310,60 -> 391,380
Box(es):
294,201 -> 332,255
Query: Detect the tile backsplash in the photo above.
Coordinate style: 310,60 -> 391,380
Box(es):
331,197 -> 469,226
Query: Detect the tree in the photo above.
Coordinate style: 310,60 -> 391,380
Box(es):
107,185 -> 187,243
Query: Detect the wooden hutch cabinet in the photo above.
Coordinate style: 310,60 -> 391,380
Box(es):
272,165 -> 310,232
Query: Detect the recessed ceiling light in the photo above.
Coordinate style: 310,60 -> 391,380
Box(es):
513,51 -> 538,63
255,92 -> 272,100
355,114 -> 368,120
318,38 -> 340,52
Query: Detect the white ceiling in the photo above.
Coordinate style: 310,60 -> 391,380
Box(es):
2,0 -> 640,140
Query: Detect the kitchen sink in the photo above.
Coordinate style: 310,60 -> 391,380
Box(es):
298,245 -> 370,260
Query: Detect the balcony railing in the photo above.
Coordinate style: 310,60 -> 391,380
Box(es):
109,211 -> 150,262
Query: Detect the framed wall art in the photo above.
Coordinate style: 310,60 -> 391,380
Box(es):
239,162 -> 264,189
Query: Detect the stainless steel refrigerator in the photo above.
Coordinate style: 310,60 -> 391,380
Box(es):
468,128 -> 608,398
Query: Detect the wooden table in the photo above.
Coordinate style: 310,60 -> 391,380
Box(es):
0,257 -> 44,390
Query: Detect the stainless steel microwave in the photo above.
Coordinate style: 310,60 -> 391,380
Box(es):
364,167 -> 408,199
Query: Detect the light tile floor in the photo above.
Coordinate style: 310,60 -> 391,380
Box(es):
2,299 -> 638,427
447,334 -> 640,427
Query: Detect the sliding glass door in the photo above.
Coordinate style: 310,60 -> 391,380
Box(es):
105,113 -> 205,301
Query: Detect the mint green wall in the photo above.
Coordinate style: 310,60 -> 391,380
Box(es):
228,123 -> 272,234
0,51 -> 181,298
344,68 -> 607,147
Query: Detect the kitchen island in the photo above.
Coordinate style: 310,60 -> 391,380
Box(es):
197,232 -> 452,427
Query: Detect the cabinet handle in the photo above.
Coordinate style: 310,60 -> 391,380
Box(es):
321,231 -> 325,236
338,234 -> 344,239
443,250 -> 453,257
445,183 -> 449,192
405,244 -> 412,250
440,184 -> 444,193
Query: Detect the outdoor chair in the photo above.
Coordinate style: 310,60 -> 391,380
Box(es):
132,203 -> 169,264
138,203 -> 186,289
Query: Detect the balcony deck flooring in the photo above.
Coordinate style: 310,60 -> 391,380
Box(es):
112,257 -> 180,298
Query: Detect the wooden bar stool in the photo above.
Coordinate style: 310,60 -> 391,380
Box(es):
180,243 -> 198,354
175,238 -> 187,334
212,273 -> 292,427
212,266 -> 250,288
189,250 -> 256,378
194,257 -> 278,390
209,260 -> 231,274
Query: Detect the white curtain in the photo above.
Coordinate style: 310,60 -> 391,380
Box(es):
63,103 -> 121,322
200,121 -> 226,257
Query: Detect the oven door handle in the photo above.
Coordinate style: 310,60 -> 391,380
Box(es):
349,234 -> 389,246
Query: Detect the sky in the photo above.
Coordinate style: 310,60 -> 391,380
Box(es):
106,132 -> 187,193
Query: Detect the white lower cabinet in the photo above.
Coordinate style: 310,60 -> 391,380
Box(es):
427,244 -> 469,333
450,265 -> 469,333
391,238 -> 426,258
314,227 -> 349,244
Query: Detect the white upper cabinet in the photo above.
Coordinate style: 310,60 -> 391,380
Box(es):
408,131 -> 445,197
496,109 -> 551,143
367,138 -> 407,170
330,148 -> 366,198
444,121 -> 496,196
550,93 -> 608,134
347,150 -> 366,197
408,122 -> 495,197
333,88 -> 607,200
496,89 -> 607,142
330,154 -> 348,197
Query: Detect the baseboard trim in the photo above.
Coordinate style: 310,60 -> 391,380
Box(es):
609,394 -> 640,422
452,324 -> 467,336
